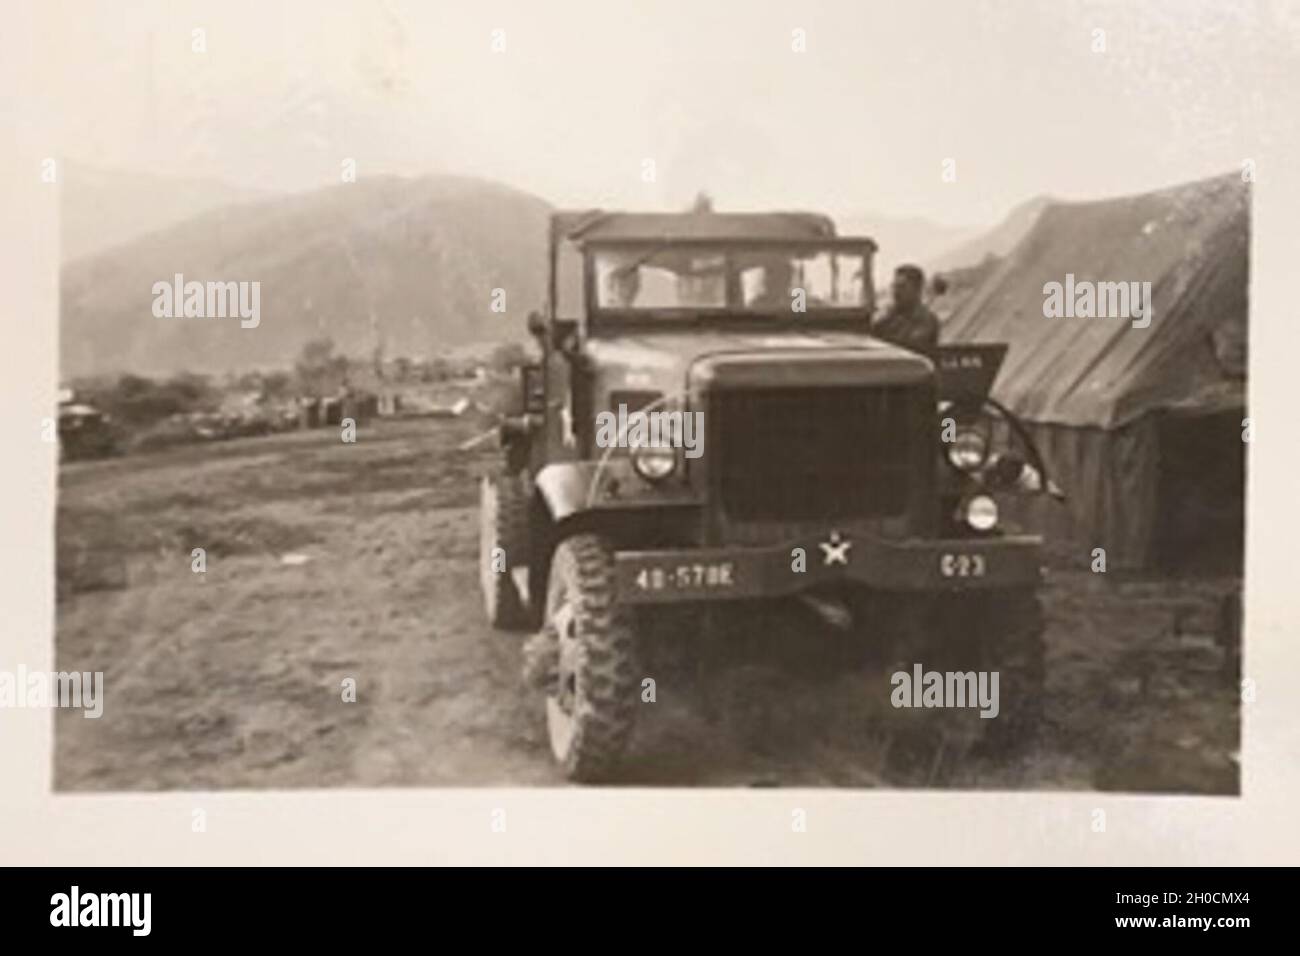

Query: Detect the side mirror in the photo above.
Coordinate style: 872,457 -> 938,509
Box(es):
551,319 -> 579,355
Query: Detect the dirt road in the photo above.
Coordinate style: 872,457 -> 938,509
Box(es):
54,417 -> 1239,792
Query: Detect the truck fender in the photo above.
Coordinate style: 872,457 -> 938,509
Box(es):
534,461 -> 600,522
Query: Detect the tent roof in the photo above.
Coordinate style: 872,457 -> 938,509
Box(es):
944,172 -> 1249,429
552,210 -> 841,244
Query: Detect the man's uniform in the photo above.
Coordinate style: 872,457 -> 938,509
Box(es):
871,300 -> 940,355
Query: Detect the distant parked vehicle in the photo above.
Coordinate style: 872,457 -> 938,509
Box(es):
58,403 -> 119,461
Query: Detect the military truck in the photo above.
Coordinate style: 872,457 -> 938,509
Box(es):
480,209 -> 1060,781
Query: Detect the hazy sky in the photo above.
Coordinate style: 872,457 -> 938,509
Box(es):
32,0 -> 1299,227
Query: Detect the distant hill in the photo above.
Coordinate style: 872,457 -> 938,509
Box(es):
60,175 -> 550,377
836,212 -> 981,286
931,195 -> 1051,273
60,162 -> 271,264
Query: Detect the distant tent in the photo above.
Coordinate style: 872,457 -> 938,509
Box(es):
944,172 -> 1249,571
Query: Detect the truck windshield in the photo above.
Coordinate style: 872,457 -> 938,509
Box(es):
592,246 -> 870,315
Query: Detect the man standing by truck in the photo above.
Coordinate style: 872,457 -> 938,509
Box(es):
873,263 -> 940,355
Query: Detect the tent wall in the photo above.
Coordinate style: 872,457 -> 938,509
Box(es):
1000,418 -> 1160,570
1149,409 -> 1247,574
1000,411 -> 1246,572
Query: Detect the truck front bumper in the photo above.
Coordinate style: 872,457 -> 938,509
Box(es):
614,531 -> 1043,605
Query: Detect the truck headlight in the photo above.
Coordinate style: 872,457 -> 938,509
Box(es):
963,494 -> 999,532
947,428 -> 989,472
632,443 -> 677,481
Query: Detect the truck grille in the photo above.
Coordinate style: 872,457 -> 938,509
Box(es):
712,386 -> 918,522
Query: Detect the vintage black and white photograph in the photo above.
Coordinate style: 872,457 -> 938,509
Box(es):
35,0 -> 1267,802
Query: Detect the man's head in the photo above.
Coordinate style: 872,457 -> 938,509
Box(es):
891,264 -> 925,312
606,265 -> 641,307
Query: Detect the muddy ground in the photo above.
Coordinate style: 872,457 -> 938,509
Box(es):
54,416 -> 1240,792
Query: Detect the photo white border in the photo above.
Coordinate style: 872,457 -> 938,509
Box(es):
3,0 -> 1298,866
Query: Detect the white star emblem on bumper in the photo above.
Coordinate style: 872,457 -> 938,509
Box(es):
819,531 -> 852,566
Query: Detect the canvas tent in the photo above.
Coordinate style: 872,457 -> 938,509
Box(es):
943,172 -> 1249,571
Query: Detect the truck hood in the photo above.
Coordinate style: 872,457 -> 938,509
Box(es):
585,328 -> 934,396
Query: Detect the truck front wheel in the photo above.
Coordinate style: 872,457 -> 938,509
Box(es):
537,534 -> 638,782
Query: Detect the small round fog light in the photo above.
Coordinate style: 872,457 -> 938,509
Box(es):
964,494 -> 999,532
